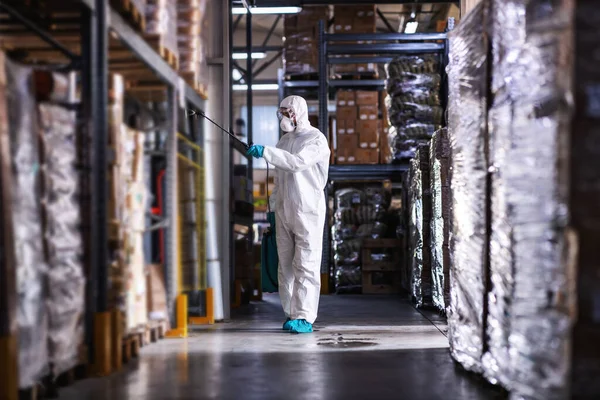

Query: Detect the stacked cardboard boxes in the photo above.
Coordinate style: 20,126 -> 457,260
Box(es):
332,5 -> 377,75
335,90 -> 383,164
283,6 -> 328,76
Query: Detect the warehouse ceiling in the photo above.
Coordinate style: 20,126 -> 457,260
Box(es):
235,3 -> 457,35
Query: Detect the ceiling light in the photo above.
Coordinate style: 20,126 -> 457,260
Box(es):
232,52 -> 266,60
232,68 -> 242,81
232,6 -> 302,15
233,83 -> 279,91
404,21 -> 419,34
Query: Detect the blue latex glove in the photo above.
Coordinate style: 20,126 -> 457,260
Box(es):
246,145 -> 265,158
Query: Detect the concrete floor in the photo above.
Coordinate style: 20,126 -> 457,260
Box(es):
59,294 -> 506,400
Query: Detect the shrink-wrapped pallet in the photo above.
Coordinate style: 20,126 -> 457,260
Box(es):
481,1 -> 592,399
5,58 -> 49,388
385,55 -> 443,162
38,77 -> 85,375
446,2 -> 489,374
177,0 -> 208,94
146,0 -> 179,60
408,146 -> 432,307
429,128 -> 451,313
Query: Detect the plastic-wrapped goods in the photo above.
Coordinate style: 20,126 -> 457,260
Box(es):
429,128 -> 451,313
446,2 -> 489,374
146,0 -> 179,58
480,1 -> 578,398
38,101 -> 85,376
5,58 -> 49,388
429,129 -> 451,311
385,54 -> 443,162
408,146 -> 432,308
177,0 -> 208,94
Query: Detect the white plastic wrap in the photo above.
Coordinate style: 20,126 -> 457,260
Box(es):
6,58 -> 49,388
39,101 -> 85,376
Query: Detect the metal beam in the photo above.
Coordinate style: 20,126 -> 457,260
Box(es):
254,14 -> 282,68
376,7 -> 397,33
328,56 -> 398,64
0,2 -> 79,61
328,164 -> 409,181
327,42 -> 444,55
253,49 -> 283,77
232,46 -> 283,53
92,0 -> 110,314
326,32 -> 447,42
233,14 -> 243,31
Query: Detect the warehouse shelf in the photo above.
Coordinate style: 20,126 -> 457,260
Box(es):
0,1 -> 207,393
329,164 -> 409,181
78,0 -> 206,111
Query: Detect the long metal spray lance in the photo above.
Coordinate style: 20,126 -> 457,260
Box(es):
193,110 -> 251,152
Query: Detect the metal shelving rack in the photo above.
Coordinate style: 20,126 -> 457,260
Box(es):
312,20 -> 449,283
0,0 -> 206,385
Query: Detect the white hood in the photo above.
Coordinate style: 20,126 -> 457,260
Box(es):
280,95 -> 311,132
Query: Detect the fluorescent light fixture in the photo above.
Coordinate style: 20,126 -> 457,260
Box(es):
233,83 -> 279,91
232,52 -> 266,60
232,68 -> 242,81
232,6 -> 302,15
404,21 -> 419,34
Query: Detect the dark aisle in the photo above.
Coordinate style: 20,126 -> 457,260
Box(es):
58,295 -> 505,400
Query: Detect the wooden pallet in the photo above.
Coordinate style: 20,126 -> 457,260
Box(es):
111,0 -> 146,33
144,35 -> 179,70
18,345 -> 89,400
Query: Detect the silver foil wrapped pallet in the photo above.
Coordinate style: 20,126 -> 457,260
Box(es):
429,128 -> 451,313
482,0 -> 600,398
408,145 -> 433,308
446,1 -> 490,374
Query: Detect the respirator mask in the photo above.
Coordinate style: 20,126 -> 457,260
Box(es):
277,107 -> 296,132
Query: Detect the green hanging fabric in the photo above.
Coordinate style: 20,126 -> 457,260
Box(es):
261,211 -> 278,293
261,164 -> 278,293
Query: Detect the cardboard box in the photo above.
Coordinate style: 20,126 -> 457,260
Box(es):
337,105 -> 358,120
359,105 -> 378,120
336,133 -> 358,150
356,90 -> 378,105
337,90 -> 356,106
356,148 -> 379,164
357,120 -> 379,148
336,147 -> 358,164
336,119 -> 357,135
147,264 -> 168,320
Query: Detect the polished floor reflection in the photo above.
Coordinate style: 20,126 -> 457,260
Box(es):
59,294 -> 506,400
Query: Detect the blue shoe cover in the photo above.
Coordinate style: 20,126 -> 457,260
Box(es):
288,319 -> 313,334
283,318 -> 292,330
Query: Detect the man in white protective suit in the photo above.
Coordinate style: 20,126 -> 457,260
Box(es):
246,95 -> 330,334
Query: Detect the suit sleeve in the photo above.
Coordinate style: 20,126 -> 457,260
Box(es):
263,138 -> 329,173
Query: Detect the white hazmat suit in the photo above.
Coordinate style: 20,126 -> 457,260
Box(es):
263,95 -> 330,324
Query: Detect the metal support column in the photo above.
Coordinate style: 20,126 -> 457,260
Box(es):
92,0 -> 110,316
318,19 -> 330,276
246,10 -> 253,168
165,86 -> 179,326
80,0 -> 97,363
